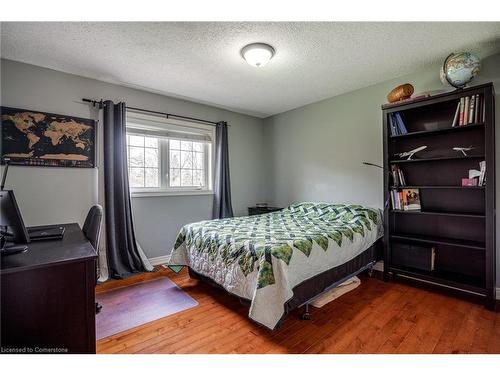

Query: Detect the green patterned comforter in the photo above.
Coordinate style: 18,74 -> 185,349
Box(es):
168,202 -> 383,329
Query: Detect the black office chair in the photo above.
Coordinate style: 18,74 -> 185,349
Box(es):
82,205 -> 103,314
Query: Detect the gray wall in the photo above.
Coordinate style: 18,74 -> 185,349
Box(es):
263,52 -> 500,286
2,54 -> 499,283
0,59 -> 267,259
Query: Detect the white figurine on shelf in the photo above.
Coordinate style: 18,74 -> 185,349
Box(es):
395,145 -> 427,160
453,146 -> 475,156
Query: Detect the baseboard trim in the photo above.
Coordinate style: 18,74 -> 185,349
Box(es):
148,255 -> 170,266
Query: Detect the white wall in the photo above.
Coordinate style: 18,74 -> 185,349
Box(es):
0,59 -> 268,258
263,52 -> 500,286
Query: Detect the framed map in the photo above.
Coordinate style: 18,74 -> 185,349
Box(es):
1,107 -> 96,168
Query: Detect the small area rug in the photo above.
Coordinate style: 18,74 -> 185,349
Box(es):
96,276 -> 198,340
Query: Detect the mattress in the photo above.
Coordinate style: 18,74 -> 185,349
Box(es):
167,202 -> 383,329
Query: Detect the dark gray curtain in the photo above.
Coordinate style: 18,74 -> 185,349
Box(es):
103,101 -> 147,278
212,121 -> 234,219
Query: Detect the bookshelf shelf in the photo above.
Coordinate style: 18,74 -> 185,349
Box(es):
382,83 -> 495,309
390,233 -> 486,250
389,210 -> 485,219
389,155 -> 485,164
388,266 -> 486,294
390,185 -> 485,190
388,123 -> 484,139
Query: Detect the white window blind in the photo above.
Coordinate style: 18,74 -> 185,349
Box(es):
125,110 -> 214,196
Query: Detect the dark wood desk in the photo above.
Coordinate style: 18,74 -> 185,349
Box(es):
1,223 -> 97,354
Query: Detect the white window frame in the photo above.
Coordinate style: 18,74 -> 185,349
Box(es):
127,133 -> 162,190
126,110 -> 215,198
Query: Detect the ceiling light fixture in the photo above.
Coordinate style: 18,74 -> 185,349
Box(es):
241,43 -> 275,67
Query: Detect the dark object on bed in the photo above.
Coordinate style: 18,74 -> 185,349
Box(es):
248,206 -> 283,216
382,82 -> 496,309
188,241 -> 380,329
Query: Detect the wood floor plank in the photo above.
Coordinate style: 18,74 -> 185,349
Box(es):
432,299 -> 469,354
284,282 -> 388,353
96,267 -> 500,354
116,303 -> 235,353
470,308 -> 496,353
486,313 -> 500,353
449,307 -> 482,354
319,288 -> 406,353
356,286 -> 420,353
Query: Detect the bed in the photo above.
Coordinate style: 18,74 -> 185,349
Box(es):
167,202 -> 384,330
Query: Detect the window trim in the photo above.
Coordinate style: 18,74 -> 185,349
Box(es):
130,189 -> 214,198
126,111 -> 215,197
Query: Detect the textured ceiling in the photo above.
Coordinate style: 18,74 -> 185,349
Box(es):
1,22 -> 500,117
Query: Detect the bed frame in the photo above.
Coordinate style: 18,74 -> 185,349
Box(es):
298,259 -> 376,320
188,238 -> 382,328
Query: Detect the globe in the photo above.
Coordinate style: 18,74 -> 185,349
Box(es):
440,52 -> 480,88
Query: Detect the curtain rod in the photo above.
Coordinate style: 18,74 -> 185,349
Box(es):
82,98 -> 221,126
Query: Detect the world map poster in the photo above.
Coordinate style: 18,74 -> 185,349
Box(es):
1,107 -> 96,168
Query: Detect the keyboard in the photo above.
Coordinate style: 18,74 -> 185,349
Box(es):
27,225 -> 66,241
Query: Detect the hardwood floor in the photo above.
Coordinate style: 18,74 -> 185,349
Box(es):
96,267 -> 500,354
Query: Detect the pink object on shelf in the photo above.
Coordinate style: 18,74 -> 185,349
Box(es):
462,178 -> 478,187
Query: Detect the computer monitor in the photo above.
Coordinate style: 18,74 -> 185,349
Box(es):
0,190 -> 30,245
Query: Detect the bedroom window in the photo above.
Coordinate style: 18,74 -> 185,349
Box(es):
169,139 -> 206,188
125,111 -> 214,197
127,134 -> 161,188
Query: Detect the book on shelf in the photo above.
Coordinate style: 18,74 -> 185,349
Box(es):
463,96 -> 470,125
459,97 -> 465,125
402,188 -> 421,211
390,165 -> 406,186
468,95 -> 475,124
474,94 -> 480,124
391,189 -> 402,210
466,160 -> 486,187
479,160 -> 486,186
478,94 -> 484,123
451,101 -> 460,127
482,94 -> 486,122
388,114 -> 397,136
388,112 -> 408,136
398,168 -> 406,186
458,94 -> 484,126
390,190 -> 403,210
390,188 -> 421,211
394,113 -> 408,134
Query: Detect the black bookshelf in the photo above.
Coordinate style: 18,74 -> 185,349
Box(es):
382,83 -> 496,309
